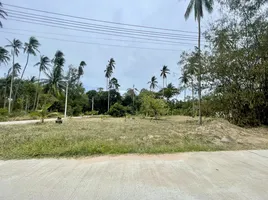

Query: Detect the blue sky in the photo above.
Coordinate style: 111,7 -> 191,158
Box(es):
0,0 -> 219,98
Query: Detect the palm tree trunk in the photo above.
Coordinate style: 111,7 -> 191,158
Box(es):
192,80 -> 194,118
33,70 -> 41,110
107,78 -> 110,112
8,50 -> 15,114
3,75 -> 8,108
198,18 -> 202,125
13,53 -> 30,108
163,77 -> 165,97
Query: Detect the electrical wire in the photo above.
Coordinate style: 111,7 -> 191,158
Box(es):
0,30 -> 187,52
7,14 -> 201,42
2,28 -> 196,46
3,3 -> 198,34
5,8 -> 200,39
7,17 -> 202,45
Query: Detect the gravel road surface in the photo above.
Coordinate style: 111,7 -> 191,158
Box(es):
0,150 -> 268,200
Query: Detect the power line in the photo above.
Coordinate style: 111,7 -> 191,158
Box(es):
0,30 -> 187,52
7,14 -> 201,42
3,3 -> 198,34
5,8 -> 200,39
2,28 -> 196,46
7,18 -> 202,45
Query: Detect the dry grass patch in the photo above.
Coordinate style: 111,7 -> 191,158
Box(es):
0,116 -> 268,159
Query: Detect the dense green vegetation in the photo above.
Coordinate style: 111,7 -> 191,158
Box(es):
0,0 -> 268,127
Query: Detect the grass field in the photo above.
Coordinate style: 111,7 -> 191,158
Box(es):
1,116 -> 268,159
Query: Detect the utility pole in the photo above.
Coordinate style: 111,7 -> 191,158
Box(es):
64,81 -> 69,118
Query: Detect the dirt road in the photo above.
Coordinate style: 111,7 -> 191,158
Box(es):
0,150 -> 267,200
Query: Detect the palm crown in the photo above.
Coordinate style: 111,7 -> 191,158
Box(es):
24,37 -> 40,56
160,65 -> 170,79
184,0 -> 213,20
0,46 -> 9,65
35,55 -> 50,73
5,39 -> 23,56
148,76 -> 158,90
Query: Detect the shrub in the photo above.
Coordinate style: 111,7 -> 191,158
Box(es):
29,111 -> 40,119
140,94 -> 168,119
85,110 -> 99,115
0,108 -> 8,116
108,103 -> 126,117
47,112 -> 61,118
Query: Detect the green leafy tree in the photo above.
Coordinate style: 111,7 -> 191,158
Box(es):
184,0 -> 214,125
140,93 -> 168,119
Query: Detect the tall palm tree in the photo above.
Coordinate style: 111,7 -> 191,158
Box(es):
5,38 -> 22,113
184,0 -> 214,125
147,76 -> 158,91
179,71 -> 190,101
0,2 -> 7,28
21,37 -> 40,80
160,65 -> 170,96
0,46 -> 9,65
33,55 -> 50,110
8,63 -> 21,78
13,37 -> 40,104
78,61 -> 86,83
42,51 -> 65,97
127,85 -> 139,106
104,58 -> 116,111
109,77 -> 120,91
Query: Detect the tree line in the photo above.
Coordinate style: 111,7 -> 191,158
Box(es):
1,0 -> 268,126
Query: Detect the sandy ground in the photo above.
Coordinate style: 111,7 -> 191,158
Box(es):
0,150 -> 268,200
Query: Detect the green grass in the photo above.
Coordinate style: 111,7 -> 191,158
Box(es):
0,116 -> 267,159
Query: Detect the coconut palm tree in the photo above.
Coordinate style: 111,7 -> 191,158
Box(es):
160,65 -> 170,96
33,55 -> 50,110
105,58 -> 116,111
78,61 -> 86,83
179,71 -> 190,101
127,85 -> 139,106
0,2 -> 7,28
13,37 -> 40,104
42,51 -> 65,97
109,77 -> 120,91
8,63 -> 21,78
0,46 -> 9,65
147,76 -> 158,91
5,38 -> 23,113
184,0 -> 214,125
21,37 -> 40,80
162,83 -> 179,101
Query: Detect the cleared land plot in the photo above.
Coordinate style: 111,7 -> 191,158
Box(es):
0,116 -> 268,159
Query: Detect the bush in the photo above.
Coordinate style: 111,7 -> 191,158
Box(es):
29,111 -> 40,119
108,103 -> 126,117
85,110 -> 99,115
0,108 -> 8,116
140,94 -> 168,119
47,112 -> 61,118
